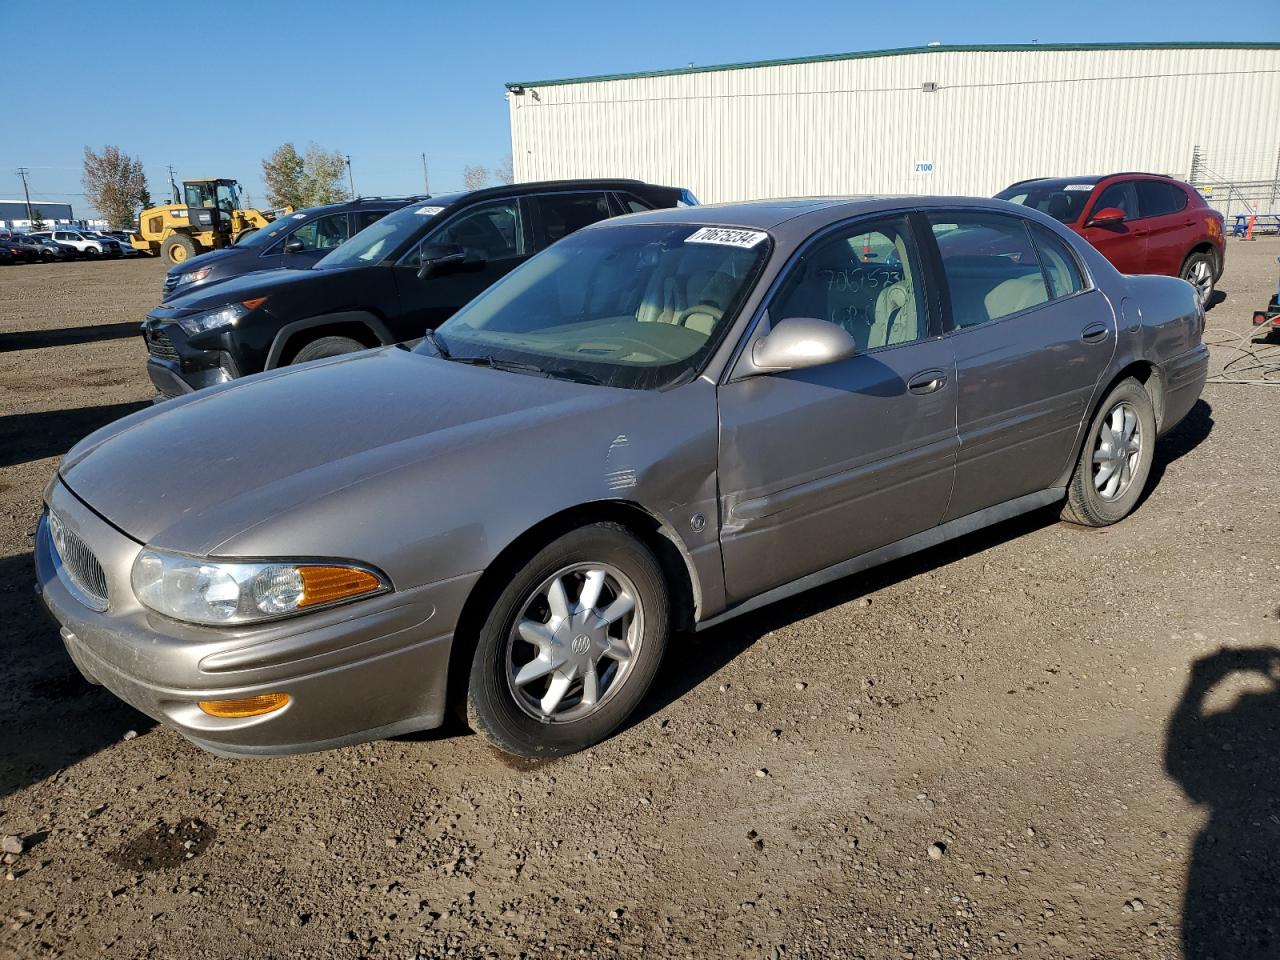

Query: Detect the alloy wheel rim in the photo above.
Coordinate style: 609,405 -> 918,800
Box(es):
1093,401 -> 1142,501
505,562 -> 642,723
1187,260 -> 1212,301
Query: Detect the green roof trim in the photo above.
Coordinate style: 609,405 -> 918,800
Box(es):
506,41 -> 1280,90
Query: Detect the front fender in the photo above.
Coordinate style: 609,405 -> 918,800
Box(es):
265,311 -> 394,369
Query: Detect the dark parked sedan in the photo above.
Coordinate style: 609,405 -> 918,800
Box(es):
38,196 -> 1206,759
160,196 -> 427,300
141,179 -> 695,398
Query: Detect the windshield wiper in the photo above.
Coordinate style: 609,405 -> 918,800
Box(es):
450,354 -> 604,385
421,329 -> 450,359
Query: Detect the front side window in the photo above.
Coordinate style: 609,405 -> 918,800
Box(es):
532,193 -> 612,247
1029,224 -> 1085,300
424,200 -> 523,263
1137,181 -> 1188,218
425,223 -> 769,389
769,215 -> 926,351
1091,181 -> 1139,221
290,213 -> 350,251
930,214 -> 1048,328
313,197 -> 463,270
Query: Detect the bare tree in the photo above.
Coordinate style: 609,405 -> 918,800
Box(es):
494,155 -> 514,185
463,164 -> 491,191
82,145 -> 147,227
262,142 -> 350,209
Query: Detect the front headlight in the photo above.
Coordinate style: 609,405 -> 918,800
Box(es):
175,298 -> 264,336
131,549 -> 389,625
172,266 -> 212,288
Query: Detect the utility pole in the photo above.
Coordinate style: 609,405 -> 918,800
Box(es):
421,153 -> 430,195
345,155 -> 357,198
16,167 -> 33,222
168,164 -> 180,202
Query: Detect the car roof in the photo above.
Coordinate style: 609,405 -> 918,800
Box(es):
606,195 -> 1047,238
1002,172 -> 1182,192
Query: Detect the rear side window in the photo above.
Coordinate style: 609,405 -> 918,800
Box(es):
532,192 -> 612,247
352,209 -> 388,232
1091,181 -> 1139,221
1137,181 -> 1188,218
929,214 -> 1049,328
616,194 -> 654,214
1029,224 -> 1085,300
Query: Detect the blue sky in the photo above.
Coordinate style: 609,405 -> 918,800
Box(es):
3,0 -> 1277,218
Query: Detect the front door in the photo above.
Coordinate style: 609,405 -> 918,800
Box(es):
717,213 -> 959,602
278,211 -> 352,271
1080,180 -> 1148,274
391,198 -> 531,339
925,211 -> 1117,520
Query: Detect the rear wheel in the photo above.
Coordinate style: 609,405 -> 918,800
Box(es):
289,336 -> 366,364
466,523 -> 670,757
1180,251 -> 1216,304
1061,378 -> 1157,527
162,234 -> 198,265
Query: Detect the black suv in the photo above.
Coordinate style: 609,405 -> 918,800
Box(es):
143,179 -> 696,398
161,196 -> 427,300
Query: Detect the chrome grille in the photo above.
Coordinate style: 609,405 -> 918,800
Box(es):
162,273 -> 180,295
48,511 -> 109,611
146,328 -> 180,361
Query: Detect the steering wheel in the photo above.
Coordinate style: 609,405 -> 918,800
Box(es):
672,302 -> 724,330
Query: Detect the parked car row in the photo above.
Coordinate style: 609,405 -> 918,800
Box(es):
39,175 -> 1208,760
0,228 -> 141,263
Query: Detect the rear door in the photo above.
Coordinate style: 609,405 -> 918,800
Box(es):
717,213 -> 959,601
927,211 -> 1115,520
391,197 -> 531,337
1079,180 -> 1147,274
1135,180 -> 1191,276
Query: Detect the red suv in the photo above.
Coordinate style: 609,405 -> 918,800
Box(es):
996,173 -> 1225,302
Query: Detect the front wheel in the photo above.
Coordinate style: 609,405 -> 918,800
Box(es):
466,523 -> 670,757
1180,251 -> 1216,304
1061,378 -> 1157,526
289,336 -> 366,364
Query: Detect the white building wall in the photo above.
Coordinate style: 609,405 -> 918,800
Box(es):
507,46 -> 1280,214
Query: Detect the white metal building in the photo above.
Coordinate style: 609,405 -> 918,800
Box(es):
506,42 -> 1280,216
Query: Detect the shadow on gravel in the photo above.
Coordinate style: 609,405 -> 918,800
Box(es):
0,552 -> 156,801
0,401 -> 148,468
1143,398 -> 1214,503
1165,646 -> 1280,960
0,321 -> 141,354
631,503 -> 1065,732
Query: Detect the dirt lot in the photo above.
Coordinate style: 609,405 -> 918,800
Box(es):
1,246 -> 1278,960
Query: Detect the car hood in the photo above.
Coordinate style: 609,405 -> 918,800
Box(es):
58,347 -> 635,555
159,265 -> 324,312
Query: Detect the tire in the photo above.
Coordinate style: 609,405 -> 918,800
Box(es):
1061,377 -> 1157,527
84,246 -> 99,258
289,335 -> 366,364
161,234 -> 198,265
465,523 -> 670,758
1180,251 -> 1216,304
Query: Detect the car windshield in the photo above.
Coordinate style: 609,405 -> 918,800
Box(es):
314,197 -> 457,269
422,223 -> 770,390
235,212 -> 313,249
996,182 -> 1096,223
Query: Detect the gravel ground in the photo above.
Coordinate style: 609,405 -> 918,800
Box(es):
1,245 -> 1278,960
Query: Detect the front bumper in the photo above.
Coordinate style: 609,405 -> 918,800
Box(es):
142,321 -> 240,398
35,478 -> 478,757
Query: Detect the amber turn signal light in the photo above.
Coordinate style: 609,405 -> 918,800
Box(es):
298,566 -> 384,608
198,693 -> 291,718
241,296 -> 267,310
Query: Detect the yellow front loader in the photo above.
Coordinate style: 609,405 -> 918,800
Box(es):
131,178 -> 291,264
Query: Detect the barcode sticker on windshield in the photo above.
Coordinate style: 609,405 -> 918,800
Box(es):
1063,184 -> 1093,191
685,227 -> 767,248
415,205 -> 445,216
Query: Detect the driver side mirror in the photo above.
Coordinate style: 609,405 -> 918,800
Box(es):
283,238 -> 305,254
746,316 -> 857,375
1086,206 -> 1127,227
416,242 -> 469,280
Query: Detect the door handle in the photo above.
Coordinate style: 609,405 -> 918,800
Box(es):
908,369 -> 947,394
1131,229 -> 1149,238
1081,323 -> 1110,343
